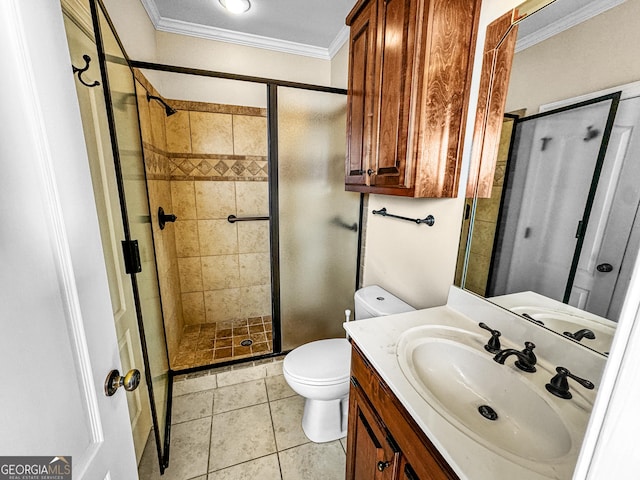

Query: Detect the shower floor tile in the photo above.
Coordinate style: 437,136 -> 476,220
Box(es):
139,361 -> 347,480
172,316 -> 273,370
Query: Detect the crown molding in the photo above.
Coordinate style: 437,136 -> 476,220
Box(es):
138,0 -> 349,60
328,25 -> 350,58
139,0 -> 162,26
60,0 -> 93,38
515,0 -> 626,52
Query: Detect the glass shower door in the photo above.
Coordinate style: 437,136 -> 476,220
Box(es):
91,0 -> 171,471
276,87 -> 361,351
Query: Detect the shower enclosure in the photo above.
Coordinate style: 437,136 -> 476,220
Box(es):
132,67 -> 361,370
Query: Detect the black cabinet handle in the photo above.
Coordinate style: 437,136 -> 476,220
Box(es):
377,460 -> 390,472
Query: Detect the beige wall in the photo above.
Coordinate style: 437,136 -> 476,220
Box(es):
507,0 -> 640,114
102,0 -> 157,62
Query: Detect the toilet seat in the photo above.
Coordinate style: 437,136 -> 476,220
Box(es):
283,338 -> 351,386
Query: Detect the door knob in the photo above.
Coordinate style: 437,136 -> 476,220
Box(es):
104,369 -> 141,396
377,460 -> 390,472
596,263 -> 613,273
367,169 -> 374,175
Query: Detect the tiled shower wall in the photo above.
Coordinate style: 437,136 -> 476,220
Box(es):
135,73 -> 184,362
135,70 -> 272,365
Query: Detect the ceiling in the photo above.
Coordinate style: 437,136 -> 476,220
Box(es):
139,0 -> 625,60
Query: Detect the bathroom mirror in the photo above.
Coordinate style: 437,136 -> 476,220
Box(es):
457,0 -> 640,356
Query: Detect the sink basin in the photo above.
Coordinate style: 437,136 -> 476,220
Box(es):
397,326 -> 573,462
509,306 -> 615,354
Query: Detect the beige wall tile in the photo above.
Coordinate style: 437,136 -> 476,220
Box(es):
190,111 -> 233,155
239,253 -> 271,287
136,85 -> 152,145
178,257 -> 203,293
195,181 -> 236,219
233,115 -> 267,156
240,285 -> 271,319
198,219 -> 238,256
235,182 -> 269,216
182,292 -> 206,325
202,255 -> 240,290
205,288 -> 241,322
171,180 -> 197,220
149,102 -> 167,151
166,110 -> 191,153
237,222 -> 270,254
175,220 -> 200,257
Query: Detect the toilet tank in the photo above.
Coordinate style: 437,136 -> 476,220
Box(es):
354,285 -> 415,320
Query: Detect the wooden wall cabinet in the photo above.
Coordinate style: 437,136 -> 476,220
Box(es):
345,0 -> 481,198
346,345 -> 459,480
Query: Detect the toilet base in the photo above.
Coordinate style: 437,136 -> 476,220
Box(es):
301,395 -> 349,443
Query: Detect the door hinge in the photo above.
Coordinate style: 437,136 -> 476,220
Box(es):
575,220 -> 585,239
121,239 -> 142,274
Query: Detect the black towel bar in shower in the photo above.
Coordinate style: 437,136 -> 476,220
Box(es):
227,214 -> 270,223
372,208 -> 435,226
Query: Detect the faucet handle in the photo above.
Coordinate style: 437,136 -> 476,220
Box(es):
478,323 -> 501,353
514,341 -> 537,372
546,366 -> 595,399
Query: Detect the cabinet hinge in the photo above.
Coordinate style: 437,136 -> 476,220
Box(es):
121,239 -> 142,274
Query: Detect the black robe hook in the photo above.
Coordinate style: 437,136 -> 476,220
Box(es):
72,54 -> 100,88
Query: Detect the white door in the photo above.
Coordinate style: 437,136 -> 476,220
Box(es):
62,5 -> 152,462
570,95 -> 640,317
0,0 -> 138,478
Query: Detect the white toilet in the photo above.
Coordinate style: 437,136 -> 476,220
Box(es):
283,285 -> 415,443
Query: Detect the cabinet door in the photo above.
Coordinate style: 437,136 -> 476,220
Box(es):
346,380 -> 400,480
371,0 -> 420,188
346,0 -> 377,186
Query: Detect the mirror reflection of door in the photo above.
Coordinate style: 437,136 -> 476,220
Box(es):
483,92 -> 640,321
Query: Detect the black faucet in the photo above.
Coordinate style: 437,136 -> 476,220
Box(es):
563,328 -> 596,342
478,323 -> 501,353
493,342 -> 537,372
545,366 -> 595,399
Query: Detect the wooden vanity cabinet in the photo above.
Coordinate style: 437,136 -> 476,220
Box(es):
345,0 -> 481,198
346,345 -> 459,480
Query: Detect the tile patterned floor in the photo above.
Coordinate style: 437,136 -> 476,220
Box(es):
138,359 -> 346,480
172,316 -> 273,370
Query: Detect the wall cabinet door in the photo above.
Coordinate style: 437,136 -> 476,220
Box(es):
346,0 -> 377,186
345,0 -> 481,198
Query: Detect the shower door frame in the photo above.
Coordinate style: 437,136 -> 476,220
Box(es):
129,60 -> 364,362
87,0 -> 174,472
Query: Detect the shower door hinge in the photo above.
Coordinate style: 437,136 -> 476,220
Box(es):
121,240 -> 142,274
575,220 -> 585,239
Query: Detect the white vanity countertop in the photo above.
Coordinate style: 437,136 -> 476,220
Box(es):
343,287 -> 601,480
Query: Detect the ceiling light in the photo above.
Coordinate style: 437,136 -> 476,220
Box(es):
218,0 -> 251,14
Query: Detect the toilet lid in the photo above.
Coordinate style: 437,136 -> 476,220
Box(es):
284,338 -> 351,385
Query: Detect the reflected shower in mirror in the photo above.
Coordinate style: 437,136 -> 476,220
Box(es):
457,0 -> 640,356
